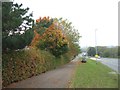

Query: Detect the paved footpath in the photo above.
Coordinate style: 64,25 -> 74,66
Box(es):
6,58 -> 78,88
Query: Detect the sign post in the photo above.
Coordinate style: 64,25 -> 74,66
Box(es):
95,54 -> 98,64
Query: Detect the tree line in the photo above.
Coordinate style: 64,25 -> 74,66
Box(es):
87,46 -> 119,58
2,1 -> 81,57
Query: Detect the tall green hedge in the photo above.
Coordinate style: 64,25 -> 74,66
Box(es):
2,48 -> 70,87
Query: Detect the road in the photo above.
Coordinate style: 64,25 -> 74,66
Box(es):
90,57 -> 119,73
5,58 -> 78,88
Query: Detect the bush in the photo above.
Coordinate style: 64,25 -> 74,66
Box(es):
2,47 -> 71,87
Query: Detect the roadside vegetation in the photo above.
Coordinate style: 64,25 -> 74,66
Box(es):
2,48 -> 71,87
86,46 -> 119,58
2,1 -> 81,87
69,59 -> 118,88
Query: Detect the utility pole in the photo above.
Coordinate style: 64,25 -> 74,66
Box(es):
95,29 -> 98,55
95,29 -> 98,64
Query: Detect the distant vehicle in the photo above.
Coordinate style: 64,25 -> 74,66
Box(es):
81,54 -> 87,63
98,56 -> 101,59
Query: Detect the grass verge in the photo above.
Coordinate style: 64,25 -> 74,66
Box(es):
69,59 -> 118,88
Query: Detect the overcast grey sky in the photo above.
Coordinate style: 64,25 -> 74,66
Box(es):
14,0 -> 119,47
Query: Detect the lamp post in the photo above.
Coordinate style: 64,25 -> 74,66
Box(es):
95,29 -> 98,64
95,29 -> 98,55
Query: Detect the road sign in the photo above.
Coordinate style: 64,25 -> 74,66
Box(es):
95,54 -> 98,58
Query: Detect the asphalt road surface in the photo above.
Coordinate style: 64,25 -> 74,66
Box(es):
99,58 -> 119,73
91,57 -> 119,73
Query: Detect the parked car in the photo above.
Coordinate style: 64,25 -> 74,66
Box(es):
98,56 -> 101,59
81,54 -> 87,63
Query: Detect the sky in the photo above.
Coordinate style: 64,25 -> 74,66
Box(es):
14,0 -> 119,48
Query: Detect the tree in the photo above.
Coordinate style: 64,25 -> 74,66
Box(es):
53,18 -> 81,56
53,18 -> 81,43
87,47 -> 96,56
30,17 -> 81,57
97,46 -> 118,58
2,2 -> 34,52
31,17 -> 69,57
3,29 -> 34,51
2,2 -> 33,34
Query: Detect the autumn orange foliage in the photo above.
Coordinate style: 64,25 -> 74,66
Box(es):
30,30 -> 41,47
31,16 -> 67,46
30,17 -> 50,47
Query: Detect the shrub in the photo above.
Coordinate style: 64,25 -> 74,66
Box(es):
2,48 -> 70,87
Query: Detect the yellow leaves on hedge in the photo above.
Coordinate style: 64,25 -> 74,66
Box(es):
30,30 -> 41,47
44,24 -> 68,47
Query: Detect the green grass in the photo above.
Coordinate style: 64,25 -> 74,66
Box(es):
70,59 -> 118,88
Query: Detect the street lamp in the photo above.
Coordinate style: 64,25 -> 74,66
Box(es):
95,29 -> 98,64
95,29 -> 98,55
